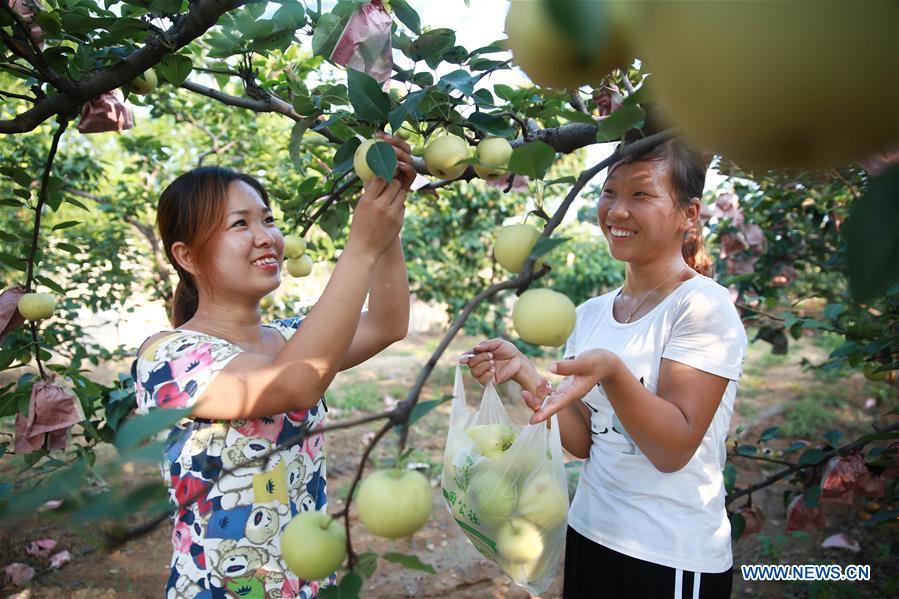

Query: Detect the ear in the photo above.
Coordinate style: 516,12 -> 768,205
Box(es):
681,198 -> 701,233
171,241 -> 197,276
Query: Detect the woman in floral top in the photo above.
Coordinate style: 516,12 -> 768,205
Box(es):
133,133 -> 416,598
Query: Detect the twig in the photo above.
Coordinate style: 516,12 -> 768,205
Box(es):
0,89 -> 36,102
24,117 -> 68,378
725,421 -> 899,505
300,173 -> 358,236
569,92 -> 589,115
338,420 -> 394,570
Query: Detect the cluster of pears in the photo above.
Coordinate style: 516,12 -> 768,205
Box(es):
460,423 -> 568,583
354,134 -> 514,183
492,223 -> 576,347
283,234 -> 312,278
504,0 -> 898,169
280,467 -> 432,581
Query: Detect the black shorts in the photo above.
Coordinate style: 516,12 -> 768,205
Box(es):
563,526 -> 733,599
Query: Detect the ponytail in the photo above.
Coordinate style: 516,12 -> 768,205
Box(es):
156,166 -> 270,327
682,220 -> 714,277
172,276 -> 199,328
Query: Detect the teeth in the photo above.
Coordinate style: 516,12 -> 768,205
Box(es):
609,227 -> 636,238
252,257 -> 277,266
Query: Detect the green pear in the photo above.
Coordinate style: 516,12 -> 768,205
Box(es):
469,467 -> 517,522
467,423 -> 516,460
474,137 -> 513,181
517,468 -> 568,528
424,134 -> 470,180
496,517 -> 543,563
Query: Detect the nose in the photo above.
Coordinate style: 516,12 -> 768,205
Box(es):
253,224 -> 278,248
598,197 -> 628,224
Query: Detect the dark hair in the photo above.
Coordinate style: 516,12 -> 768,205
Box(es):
612,138 -> 714,277
156,166 -> 270,327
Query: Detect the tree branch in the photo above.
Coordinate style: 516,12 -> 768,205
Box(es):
725,421 -> 899,505
0,0 -> 247,134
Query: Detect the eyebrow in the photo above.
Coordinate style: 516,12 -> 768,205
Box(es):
228,207 -> 272,216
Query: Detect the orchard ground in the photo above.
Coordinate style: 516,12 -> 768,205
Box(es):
1,328 -> 896,598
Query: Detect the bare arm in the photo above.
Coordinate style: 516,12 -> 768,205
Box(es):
339,235 -> 409,371
185,179 -> 407,420
532,350 -> 729,472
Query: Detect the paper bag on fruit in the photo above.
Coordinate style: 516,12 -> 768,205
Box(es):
442,365 -> 568,595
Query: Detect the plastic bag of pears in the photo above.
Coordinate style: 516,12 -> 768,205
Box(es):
441,365 -> 568,595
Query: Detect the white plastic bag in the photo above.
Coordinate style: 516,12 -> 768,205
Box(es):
442,365 -> 568,595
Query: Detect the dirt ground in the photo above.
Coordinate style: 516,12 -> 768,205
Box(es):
2,331 -> 897,598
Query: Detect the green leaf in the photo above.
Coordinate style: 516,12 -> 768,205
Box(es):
802,485 -> 821,508
317,586 -> 339,599
532,236 -> 567,260
862,508 -> 899,526
466,112 -> 514,138
312,12 -> 348,58
472,89 -> 495,107
391,0 -> 420,34
157,53 -> 193,86
114,408 -> 192,451
52,220 -> 80,231
730,511 -> 746,541
366,141 -> 397,183
798,448 -> 827,466
347,69 -> 390,124
388,90 -> 425,133
407,395 -> 451,427
436,69 -> 478,97
723,462 -> 737,494
557,109 -> 598,126
289,119 -> 310,173
508,141 -> 555,180
355,551 -> 378,579
320,201 -> 350,240
408,28 -> 455,64
845,163 -> 899,301
272,1 -> 306,29
823,430 -> 843,447
382,552 -> 436,574
0,459 -> 87,519
595,105 -> 646,142
759,427 -> 781,443
333,138 -> 361,174
737,444 -> 758,456
337,571 -> 363,598
783,441 -> 808,455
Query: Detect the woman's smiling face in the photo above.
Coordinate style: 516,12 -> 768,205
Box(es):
206,180 -> 285,300
597,159 -> 692,266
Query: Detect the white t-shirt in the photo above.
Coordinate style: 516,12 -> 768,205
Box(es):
565,275 -> 747,573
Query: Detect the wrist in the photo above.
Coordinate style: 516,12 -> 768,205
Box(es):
341,242 -> 379,267
594,349 -> 619,385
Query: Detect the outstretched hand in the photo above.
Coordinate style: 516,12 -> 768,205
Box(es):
525,349 -> 615,424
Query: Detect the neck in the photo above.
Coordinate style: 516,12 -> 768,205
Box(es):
182,293 -> 265,345
622,257 -> 692,296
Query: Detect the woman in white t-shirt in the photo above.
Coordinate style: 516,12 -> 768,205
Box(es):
462,138 -> 747,598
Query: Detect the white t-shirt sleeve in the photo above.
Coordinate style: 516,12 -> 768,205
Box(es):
661,283 -> 747,381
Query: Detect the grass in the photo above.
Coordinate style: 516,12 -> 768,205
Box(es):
780,392 -> 844,438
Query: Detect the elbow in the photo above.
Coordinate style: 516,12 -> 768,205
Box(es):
649,453 -> 692,474
384,324 -> 409,346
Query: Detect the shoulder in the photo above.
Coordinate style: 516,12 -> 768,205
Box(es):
133,330 -> 239,381
672,276 -> 745,332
